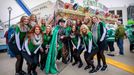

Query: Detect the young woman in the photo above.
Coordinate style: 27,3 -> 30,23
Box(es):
22,25 -> 43,75
76,19 -> 82,31
80,24 -> 98,73
40,25 -> 52,70
91,16 -> 107,71
8,16 -> 30,75
29,14 -> 38,28
64,19 -> 72,63
70,25 -> 84,68
83,16 -> 92,30
40,18 -> 46,33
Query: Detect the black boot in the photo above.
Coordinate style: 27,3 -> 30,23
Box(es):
95,65 -> 101,72
20,70 -> 26,75
32,71 -> 37,75
89,68 -> 96,73
72,62 -> 78,66
84,65 -> 91,70
26,73 -> 32,75
62,60 -> 68,64
15,73 -> 21,75
101,65 -> 107,71
78,63 -> 83,68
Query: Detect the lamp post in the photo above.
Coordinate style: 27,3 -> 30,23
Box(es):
8,7 -> 12,27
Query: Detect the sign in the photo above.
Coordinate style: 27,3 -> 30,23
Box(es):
30,1 -> 56,20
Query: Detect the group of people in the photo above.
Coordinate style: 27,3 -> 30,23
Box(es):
6,13 -> 128,75
105,20 -> 126,56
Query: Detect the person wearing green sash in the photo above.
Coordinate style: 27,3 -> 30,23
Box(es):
76,19 -> 82,31
13,16 -> 29,75
83,16 -> 92,30
41,18 -> 47,33
70,25 -> 84,68
91,16 -> 107,71
80,24 -> 98,73
45,18 -> 66,74
29,14 -> 38,29
22,25 -> 43,75
40,25 -> 52,70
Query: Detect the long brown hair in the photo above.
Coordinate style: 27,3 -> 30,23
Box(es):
19,16 -> 29,26
91,15 -> 99,24
28,25 -> 43,43
30,14 -> 38,24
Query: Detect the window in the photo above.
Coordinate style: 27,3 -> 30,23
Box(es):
109,10 -> 115,14
117,10 -> 122,18
117,10 -> 123,24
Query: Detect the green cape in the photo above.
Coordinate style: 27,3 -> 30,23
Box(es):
45,25 -> 60,74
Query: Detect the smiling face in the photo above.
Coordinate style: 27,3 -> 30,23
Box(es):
67,20 -> 72,26
21,16 -> 29,25
76,19 -> 81,25
82,27 -> 87,34
80,25 -> 89,35
92,16 -> 98,24
60,22 -> 65,27
35,27 -> 41,35
46,26 -> 51,34
72,25 -> 76,32
30,15 -> 37,22
41,19 -> 46,25
84,18 -> 89,24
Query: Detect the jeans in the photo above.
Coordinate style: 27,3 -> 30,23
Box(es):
117,38 -> 124,55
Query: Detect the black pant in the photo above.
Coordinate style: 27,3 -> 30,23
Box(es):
8,42 -> 24,73
22,51 -> 39,73
130,43 -> 134,51
84,50 -> 98,68
73,45 -> 84,64
40,51 -> 48,70
107,41 -> 115,52
97,41 -> 107,66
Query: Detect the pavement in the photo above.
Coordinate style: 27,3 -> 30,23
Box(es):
0,39 -> 134,75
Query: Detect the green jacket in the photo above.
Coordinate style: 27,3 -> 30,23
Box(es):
126,28 -> 134,43
115,25 -> 125,39
107,29 -> 115,42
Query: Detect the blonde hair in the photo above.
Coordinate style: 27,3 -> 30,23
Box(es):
80,24 -> 90,35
